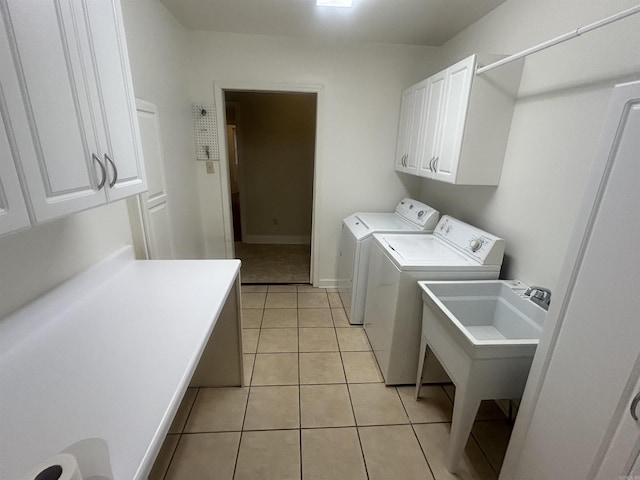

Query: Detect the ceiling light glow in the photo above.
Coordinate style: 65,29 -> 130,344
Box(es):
316,0 -> 353,7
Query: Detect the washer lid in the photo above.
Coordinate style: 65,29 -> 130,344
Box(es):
378,234 -> 472,266
355,212 -> 417,231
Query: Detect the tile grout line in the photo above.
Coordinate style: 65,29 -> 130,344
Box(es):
410,423 -> 438,480
337,322 -> 370,480
160,386 -> 201,480
232,356 -> 255,480
176,419 -> 465,436
395,386 -> 438,480
469,422 -> 503,476
159,434 -> 180,480
297,303 -> 303,480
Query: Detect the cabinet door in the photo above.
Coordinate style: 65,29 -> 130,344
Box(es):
417,71 -> 446,178
394,88 -> 414,172
405,80 -> 428,174
433,55 -> 474,183
0,129 -> 29,237
0,20 -> 30,237
84,0 -> 147,201
3,0 -> 108,222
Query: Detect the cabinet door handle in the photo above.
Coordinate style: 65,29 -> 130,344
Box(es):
429,157 -> 435,172
631,390 -> 640,421
92,153 -> 106,190
105,154 -> 118,188
404,154 -> 409,167
434,157 -> 439,172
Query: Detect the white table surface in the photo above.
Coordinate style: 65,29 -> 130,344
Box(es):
0,247 -> 241,480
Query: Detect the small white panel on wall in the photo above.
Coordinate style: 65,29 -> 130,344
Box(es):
192,104 -> 219,161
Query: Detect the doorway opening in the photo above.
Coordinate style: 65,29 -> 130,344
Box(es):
224,90 -> 317,284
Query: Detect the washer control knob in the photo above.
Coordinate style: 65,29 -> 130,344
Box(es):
417,210 -> 425,218
470,239 -> 483,252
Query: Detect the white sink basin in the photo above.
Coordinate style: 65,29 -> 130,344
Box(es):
415,280 -> 547,473
422,280 -> 544,358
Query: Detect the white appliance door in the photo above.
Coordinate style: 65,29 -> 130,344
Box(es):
364,241 -> 401,379
337,221 -> 357,318
503,82 -> 640,479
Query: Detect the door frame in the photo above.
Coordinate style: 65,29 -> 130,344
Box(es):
213,81 -> 323,285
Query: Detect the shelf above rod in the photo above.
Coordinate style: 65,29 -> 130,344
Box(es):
476,4 -> 640,75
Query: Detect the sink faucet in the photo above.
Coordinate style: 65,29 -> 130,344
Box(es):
525,286 -> 552,311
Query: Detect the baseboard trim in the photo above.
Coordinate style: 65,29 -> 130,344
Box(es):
317,278 -> 339,289
243,235 -> 311,245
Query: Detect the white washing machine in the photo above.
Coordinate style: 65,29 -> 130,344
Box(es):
337,198 -> 439,325
364,215 -> 505,385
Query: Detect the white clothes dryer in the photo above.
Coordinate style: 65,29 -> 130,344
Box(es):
364,215 -> 505,385
337,198 -> 439,325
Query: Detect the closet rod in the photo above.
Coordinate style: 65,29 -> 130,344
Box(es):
476,4 -> 640,75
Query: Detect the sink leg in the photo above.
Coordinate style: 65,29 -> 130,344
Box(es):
415,334 -> 429,400
446,389 -> 481,473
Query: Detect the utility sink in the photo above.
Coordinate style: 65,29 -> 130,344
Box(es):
415,280 -> 546,473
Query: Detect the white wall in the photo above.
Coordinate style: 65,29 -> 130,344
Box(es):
189,32 -> 436,283
121,0 -> 204,259
417,0 -> 640,291
0,203 -> 131,319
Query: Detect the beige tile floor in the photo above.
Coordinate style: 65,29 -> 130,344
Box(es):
150,285 -> 513,480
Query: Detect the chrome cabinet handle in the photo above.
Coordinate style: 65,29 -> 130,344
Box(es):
434,157 -> 439,172
631,390 -> 640,421
429,157 -> 435,172
92,153 -> 106,190
105,154 -> 118,188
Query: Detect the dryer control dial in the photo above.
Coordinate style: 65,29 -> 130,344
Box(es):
469,239 -> 483,252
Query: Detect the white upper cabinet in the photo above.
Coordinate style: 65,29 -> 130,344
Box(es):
0,95 -> 30,237
84,0 -> 146,202
0,0 -> 146,224
417,70 -> 446,178
0,21 -> 30,237
394,79 -> 428,175
394,87 -> 415,173
0,114 -> 30,236
431,56 -> 475,183
399,54 -> 523,185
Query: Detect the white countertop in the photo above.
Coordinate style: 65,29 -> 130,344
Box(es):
0,247 -> 241,480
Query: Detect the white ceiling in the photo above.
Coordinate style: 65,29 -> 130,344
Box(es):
159,0 -> 507,46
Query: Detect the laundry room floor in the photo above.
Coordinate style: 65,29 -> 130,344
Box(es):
150,285 -> 513,480
234,243 -> 311,283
